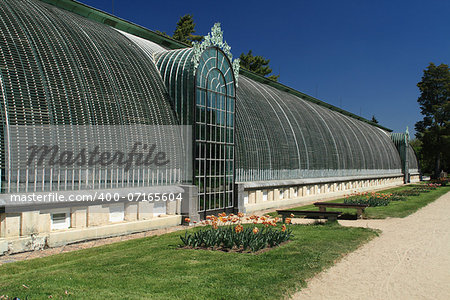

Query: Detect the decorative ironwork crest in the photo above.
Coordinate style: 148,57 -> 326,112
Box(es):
192,23 -> 240,85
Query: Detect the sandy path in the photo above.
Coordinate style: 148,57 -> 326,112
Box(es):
292,191 -> 450,300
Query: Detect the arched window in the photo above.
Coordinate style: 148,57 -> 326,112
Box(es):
194,47 -> 236,216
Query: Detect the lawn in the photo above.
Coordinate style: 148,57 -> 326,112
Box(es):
272,184 -> 450,219
0,223 -> 377,299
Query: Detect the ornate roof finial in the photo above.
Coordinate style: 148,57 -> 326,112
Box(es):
192,23 -> 240,86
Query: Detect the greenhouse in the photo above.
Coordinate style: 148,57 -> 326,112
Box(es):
0,0 -> 419,253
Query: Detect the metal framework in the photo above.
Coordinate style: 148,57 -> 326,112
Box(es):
195,48 -> 236,216
0,0 -> 184,193
0,0 -> 418,204
235,76 -> 403,182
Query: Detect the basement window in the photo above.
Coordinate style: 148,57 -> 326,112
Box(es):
51,211 -> 70,230
153,201 -> 166,217
279,189 -> 284,199
262,190 -> 268,201
109,204 -> 125,222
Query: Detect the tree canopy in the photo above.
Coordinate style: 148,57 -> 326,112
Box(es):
239,50 -> 279,82
414,63 -> 450,177
172,14 -> 203,46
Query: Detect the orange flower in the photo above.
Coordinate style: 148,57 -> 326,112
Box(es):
206,215 -> 212,220
232,218 -> 239,223
184,217 -> 191,223
235,224 -> 243,233
212,222 -> 218,230
285,218 -> 292,224
281,224 -> 287,232
252,227 -> 259,234
238,212 -> 244,218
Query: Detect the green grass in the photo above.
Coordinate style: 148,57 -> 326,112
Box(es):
0,223 -> 377,299
270,185 -> 450,219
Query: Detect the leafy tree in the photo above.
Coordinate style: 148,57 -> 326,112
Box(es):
172,14 -> 203,45
371,115 -> 379,124
239,50 -> 279,81
414,63 -> 450,177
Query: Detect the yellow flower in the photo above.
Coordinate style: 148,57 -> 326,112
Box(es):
252,227 -> 259,234
281,224 -> 287,232
235,224 -> 243,233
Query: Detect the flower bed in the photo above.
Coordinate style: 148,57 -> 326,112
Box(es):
423,183 -> 441,189
343,192 -> 403,207
180,213 -> 292,253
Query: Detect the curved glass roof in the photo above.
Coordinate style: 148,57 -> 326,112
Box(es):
235,76 -> 402,182
0,0 -> 183,191
408,144 -> 419,172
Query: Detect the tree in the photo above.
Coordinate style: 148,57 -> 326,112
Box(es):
371,115 -> 379,124
414,63 -> 450,177
239,50 -> 279,81
172,14 -> 203,46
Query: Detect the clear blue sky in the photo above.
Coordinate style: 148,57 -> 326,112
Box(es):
80,0 -> 450,136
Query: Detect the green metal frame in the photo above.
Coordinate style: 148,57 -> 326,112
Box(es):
38,0 -> 391,132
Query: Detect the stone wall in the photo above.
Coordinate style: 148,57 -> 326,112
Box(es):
0,188 -> 186,256
237,175 -> 405,213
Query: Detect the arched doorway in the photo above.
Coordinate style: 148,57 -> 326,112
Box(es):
194,47 -> 236,218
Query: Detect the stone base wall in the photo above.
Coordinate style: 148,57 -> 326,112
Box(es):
0,198 -> 182,256
410,174 -> 421,183
239,175 -> 405,213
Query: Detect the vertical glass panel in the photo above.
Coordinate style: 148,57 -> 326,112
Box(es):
195,48 -> 235,214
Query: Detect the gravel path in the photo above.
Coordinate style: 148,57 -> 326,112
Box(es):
292,191 -> 450,300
